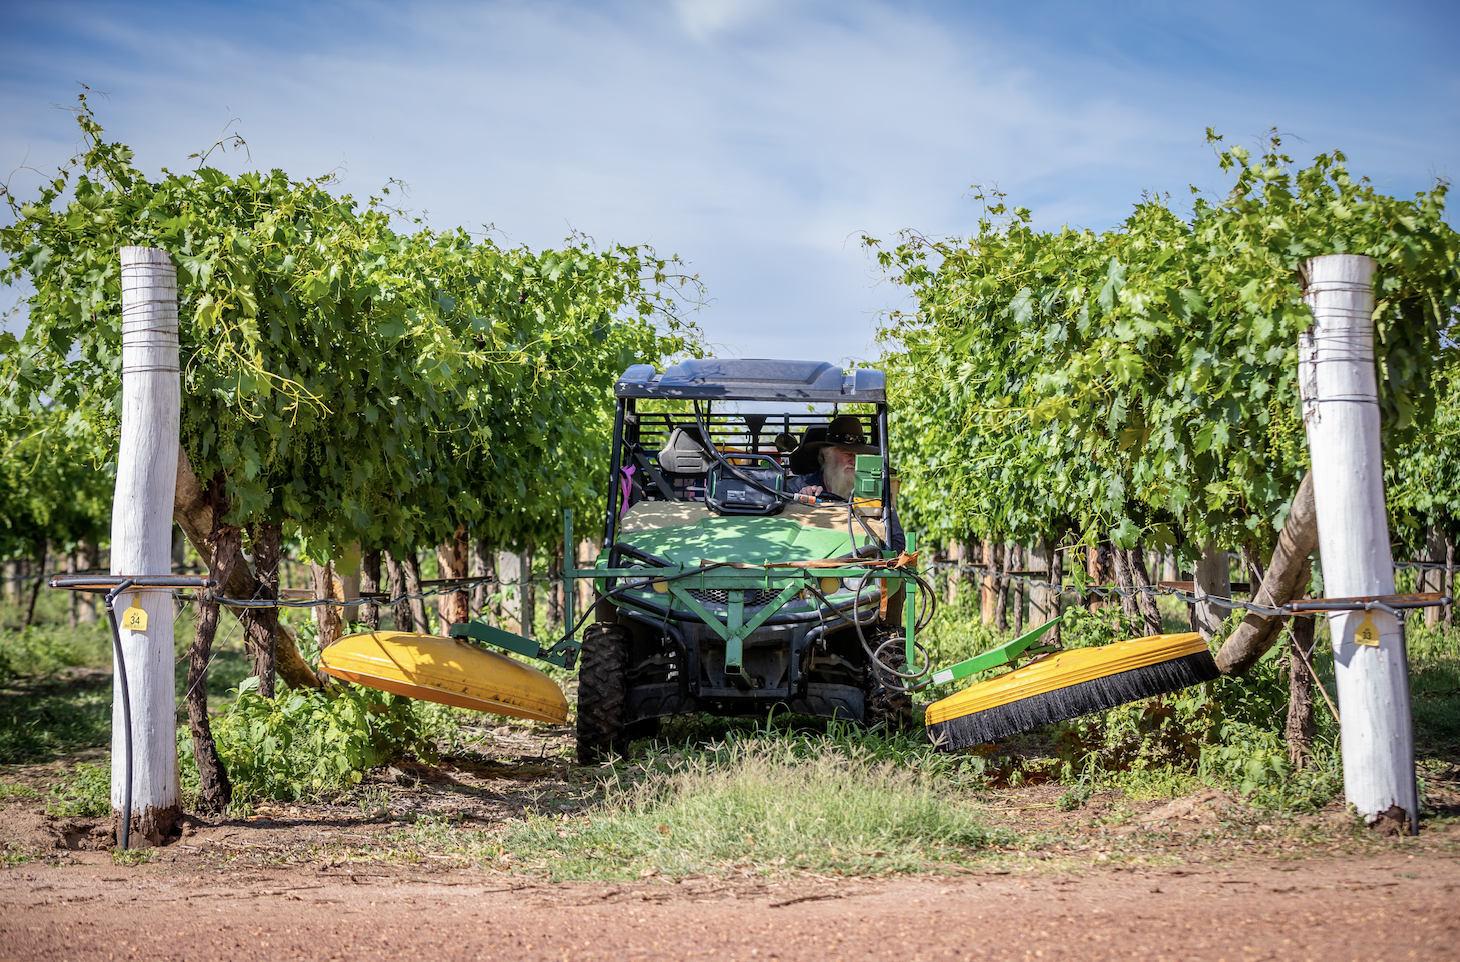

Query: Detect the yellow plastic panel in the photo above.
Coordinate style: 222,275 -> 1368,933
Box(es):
319,631 -> 568,724
924,633 -> 1208,727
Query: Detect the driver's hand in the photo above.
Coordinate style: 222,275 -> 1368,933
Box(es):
801,485 -> 823,497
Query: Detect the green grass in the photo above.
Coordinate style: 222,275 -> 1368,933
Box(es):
505,731 -> 1006,880
0,589 -> 254,765
0,672 -> 114,764
1408,621 -> 1460,764
45,761 -> 112,816
0,780 -> 41,801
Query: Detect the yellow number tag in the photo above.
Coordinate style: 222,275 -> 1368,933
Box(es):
1354,610 -> 1379,647
121,595 -> 149,632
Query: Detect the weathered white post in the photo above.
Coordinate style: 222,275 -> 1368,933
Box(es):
1300,253 -> 1418,834
111,247 -> 182,843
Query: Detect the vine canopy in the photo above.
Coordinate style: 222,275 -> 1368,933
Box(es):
870,131 -> 1458,556
1,96 -> 700,559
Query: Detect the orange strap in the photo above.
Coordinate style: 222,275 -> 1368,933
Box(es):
697,551 -> 919,572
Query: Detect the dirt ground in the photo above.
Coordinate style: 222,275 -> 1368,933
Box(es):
3,852 -> 1459,961
6,720 -> 1460,961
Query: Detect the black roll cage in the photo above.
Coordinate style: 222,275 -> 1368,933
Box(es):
600,394 -> 892,565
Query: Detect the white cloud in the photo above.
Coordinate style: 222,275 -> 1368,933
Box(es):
673,0 -> 783,41
2,0 -> 1455,358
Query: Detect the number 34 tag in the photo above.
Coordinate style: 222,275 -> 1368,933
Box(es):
121,595 -> 149,632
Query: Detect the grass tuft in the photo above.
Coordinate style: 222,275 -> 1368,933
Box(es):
508,733 -> 1005,880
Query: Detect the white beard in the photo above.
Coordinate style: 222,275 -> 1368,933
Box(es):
823,459 -> 856,500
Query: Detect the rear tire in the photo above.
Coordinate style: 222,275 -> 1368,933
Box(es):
576,622 -> 630,764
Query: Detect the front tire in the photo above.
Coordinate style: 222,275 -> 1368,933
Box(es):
864,632 -> 914,730
576,622 -> 629,764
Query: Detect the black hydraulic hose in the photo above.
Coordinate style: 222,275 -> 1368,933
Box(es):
103,580 -> 135,851
47,575 -> 211,851
691,402 -> 803,506
613,543 -> 676,569
849,564 -> 940,693
845,498 -> 887,553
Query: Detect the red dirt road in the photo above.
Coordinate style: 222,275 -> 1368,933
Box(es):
4,854 -> 1457,961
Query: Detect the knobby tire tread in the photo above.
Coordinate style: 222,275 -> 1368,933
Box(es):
576,622 -> 630,764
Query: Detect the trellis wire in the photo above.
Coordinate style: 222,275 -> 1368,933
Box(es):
929,561 -> 1450,618
205,573 -> 571,610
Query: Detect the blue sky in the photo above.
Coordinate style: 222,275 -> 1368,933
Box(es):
4,0 -> 1457,363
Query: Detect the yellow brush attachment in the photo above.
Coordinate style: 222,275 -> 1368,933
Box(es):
925,632 -> 1219,751
320,631 -> 569,724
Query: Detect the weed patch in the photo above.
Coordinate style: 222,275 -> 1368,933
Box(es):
213,681 -> 444,801
46,762 -> 112,817
0,780 -> 40,801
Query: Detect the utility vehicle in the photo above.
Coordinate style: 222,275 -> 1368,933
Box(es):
573,358 -> 921,762
316,358 -> 1214,765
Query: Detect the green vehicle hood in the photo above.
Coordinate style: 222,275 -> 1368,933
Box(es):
613,515 -> 856,566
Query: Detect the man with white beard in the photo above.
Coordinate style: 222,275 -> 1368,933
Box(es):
785,415 -> 906,553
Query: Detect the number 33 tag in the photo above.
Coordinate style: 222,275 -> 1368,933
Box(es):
1354,611 -> 1379,647
121,595 -> 149,632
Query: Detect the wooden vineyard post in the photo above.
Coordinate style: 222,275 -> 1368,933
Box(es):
1191,540 -> 1228,641
980,538 -> 996,624
436,525 -> 470,627
111,246 -> 183,843
1300,253 -> 1418,834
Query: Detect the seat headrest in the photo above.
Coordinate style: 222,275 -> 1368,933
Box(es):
657,425 -> 714,474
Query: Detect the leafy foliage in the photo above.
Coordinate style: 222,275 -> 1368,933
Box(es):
2,94 -> 699,563
871,131 -> 1459,557
1387,355 -> 1460,543
212,681 -> 440,801
0,410 -> 111,564
45,762 -> 112,817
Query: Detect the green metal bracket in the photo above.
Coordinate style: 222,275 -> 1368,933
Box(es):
449,619 -> 578,669
927,614 -> 1063,686
903,532 -> 917,668
667,584 -> 727,638
563,509 -> 576,634
667,579 -> 804,685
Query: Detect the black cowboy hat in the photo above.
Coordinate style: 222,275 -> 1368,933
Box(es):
789,414 -> 879,475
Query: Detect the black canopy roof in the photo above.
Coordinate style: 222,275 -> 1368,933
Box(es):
614,358 -> 886,402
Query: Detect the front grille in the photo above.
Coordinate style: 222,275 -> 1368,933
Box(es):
687,588 -> 783,609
